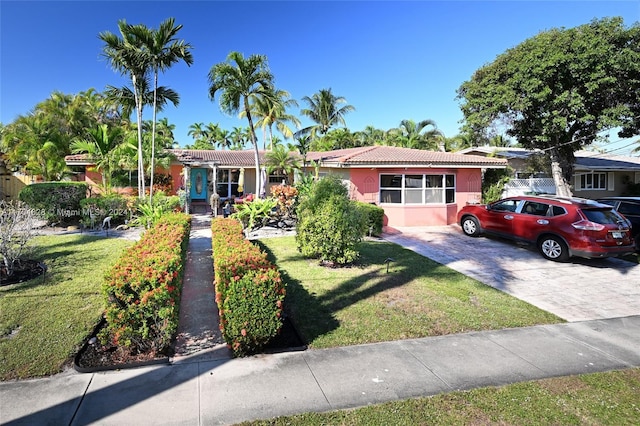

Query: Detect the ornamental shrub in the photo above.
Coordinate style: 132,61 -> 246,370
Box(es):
295,175 -> 367,265
19,182 -> 88,224
211,217 -> 285,356
355,201 -> 384,236
100,213 -> 191,354
297,194 -> 366,265
79,194 -> 133,228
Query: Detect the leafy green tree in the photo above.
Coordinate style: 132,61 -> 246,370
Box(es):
187,122 -> 206,145
457,17 -> 640,197
131,17 -> 193,201
209,51 -> 275,195
300,88 -> 355,137
71,124 -> 126,191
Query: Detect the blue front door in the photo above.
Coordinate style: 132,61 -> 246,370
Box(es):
190,168 -> 207,200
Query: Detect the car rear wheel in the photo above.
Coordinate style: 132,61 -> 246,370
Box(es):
538,235 -> 569,262
461,216 -> 481,237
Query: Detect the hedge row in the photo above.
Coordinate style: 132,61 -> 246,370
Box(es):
211,218 -> 286,356
19,182 -> 88,223
100,213 -> 191,354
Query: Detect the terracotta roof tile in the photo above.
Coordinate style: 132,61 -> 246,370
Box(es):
307,146 -> 507,167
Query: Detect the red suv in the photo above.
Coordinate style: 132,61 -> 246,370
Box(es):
457,195 -> 635,261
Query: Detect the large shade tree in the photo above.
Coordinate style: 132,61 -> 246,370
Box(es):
457,17 -> 640,197
209,51 -> 275,195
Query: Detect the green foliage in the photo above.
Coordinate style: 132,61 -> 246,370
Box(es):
231,198 -> 277,230
296,176 -> 366,265
131,191 -> 181,228
18,182 -> 88,223
100,213 -> 190,354
297,195 -> 366,265
79,194 -> 133,228
211,218 -> 285,356
458,17 -> 640,196
355,201 -> 384,236
482,168 -> 512,204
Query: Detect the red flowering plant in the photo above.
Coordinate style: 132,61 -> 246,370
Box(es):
100,213 -> 191,354
211,217 -> 286,356
270,184 -> 298,220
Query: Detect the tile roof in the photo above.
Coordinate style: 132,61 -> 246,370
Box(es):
306,146 -> 507,167
66,147 -> 506,168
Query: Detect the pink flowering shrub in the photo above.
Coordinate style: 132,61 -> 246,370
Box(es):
211,217 -> 286,356
100,213 -> 191,354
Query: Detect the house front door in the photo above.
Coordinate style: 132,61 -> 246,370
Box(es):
190,168 -> 207,200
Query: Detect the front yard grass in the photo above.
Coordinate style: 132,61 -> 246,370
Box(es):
257,237 -> 562,349
0,234 -> 132,380
243,368 -> 640,425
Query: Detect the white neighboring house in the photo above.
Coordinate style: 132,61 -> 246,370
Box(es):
458,147 -> 640,199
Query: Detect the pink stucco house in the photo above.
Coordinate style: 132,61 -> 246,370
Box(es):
65,146 -> 506,227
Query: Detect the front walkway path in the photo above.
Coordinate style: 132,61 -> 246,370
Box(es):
173,214 -> 231,362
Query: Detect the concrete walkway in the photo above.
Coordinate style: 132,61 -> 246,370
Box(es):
1,220 -> 639,425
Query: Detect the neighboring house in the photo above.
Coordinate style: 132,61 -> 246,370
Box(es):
459,147 -> 640,199
65,146 -> 507,227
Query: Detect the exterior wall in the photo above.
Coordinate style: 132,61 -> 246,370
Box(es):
170,164 -> 183,195
347,167 -> 484,227
573,171 -> 632,199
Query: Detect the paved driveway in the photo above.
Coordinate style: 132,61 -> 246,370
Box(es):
384,226 -> 640,322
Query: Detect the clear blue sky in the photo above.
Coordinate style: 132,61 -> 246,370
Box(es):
1,1 -> 639,152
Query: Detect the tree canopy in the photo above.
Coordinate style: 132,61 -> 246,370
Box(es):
457,17 -> 640,196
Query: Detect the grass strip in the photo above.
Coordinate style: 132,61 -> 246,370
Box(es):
242,368 -> 640,425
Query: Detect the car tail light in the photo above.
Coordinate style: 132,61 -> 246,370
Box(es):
572,220 -> 605,231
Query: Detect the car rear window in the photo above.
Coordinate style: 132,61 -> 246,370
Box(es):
581,208 -> 625,224
618,202 -> 640,216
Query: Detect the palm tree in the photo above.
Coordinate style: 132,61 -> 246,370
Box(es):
100,20 -> 150,198
229,126 -> 250,150
300,88 -> 355,137
209,51 -> 275,195
388,119 -> 443,150
188,122 -> 206,145
244,88 -> 300,150
70,124 -> 126,191
130,17 -> 193,201
264,145 -> 300,184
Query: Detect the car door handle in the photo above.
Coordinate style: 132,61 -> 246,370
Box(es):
503,215 -> 514,220
537,219 -> 549,225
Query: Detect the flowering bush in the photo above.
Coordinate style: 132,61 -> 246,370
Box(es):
270,184 -> 298,219
211,217 -> 286,356
100,213 -> 191,354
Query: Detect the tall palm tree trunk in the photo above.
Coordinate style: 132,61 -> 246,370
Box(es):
244,97 -> 262,197
133,74 -> 145,199
150,69 -> 158,202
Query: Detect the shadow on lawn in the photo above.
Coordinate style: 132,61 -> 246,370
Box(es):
255,239 -> 456,345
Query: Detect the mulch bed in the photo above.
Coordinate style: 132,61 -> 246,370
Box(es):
0,260 -> 47,287
75,316 -> 305,372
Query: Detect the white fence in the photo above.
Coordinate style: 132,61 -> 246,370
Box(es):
502,178 -> 556,197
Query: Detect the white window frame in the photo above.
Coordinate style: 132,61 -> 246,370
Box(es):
575,172 -> 613,191
379,173 -> 455,205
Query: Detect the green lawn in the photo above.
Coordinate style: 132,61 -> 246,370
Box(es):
242,368 -> 640,425
256,237 -> 562,349
0,234 -> 132,380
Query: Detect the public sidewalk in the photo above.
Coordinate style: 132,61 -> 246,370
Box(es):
1,218 -> 640,425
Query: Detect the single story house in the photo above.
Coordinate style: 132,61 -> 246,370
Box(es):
458,147 -> 640,199
65,146 -> 507,227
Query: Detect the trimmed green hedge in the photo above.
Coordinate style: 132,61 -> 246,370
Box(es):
19,182 -> 88,223
355,201 -> 384,236
211,218 -> 286,356
100,213 -> 191,354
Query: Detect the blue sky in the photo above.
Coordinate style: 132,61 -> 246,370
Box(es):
1,1 -> 639,152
